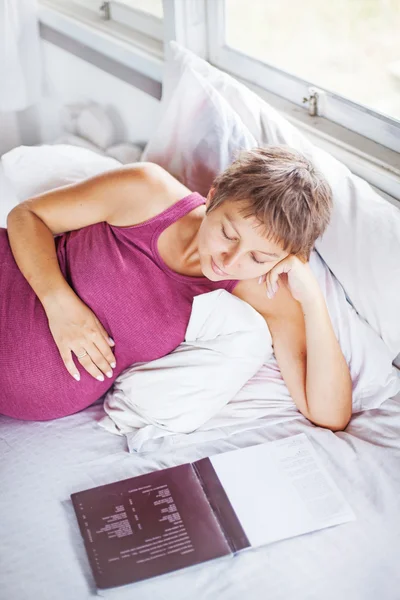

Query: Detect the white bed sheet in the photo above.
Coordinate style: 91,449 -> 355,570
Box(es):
1,388 -> 400,600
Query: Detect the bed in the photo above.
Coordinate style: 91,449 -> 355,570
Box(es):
2,41 -> 400,600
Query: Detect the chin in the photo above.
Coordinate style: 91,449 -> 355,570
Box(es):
202,263 -> 218,281
198,256 -> 215,281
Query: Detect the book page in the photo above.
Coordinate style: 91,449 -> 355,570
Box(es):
209,433 -> 355,548
71,463 -> 231,589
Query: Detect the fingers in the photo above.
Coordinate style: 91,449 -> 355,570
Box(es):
259,271 -> 279,298
63,330 -> 117,381
93,333 -> 117,370
61,349 -> 82,381
81,327 -> 117,376
76,342 -> 115,381
95,319 -> 115,348
266,275 -> 279,299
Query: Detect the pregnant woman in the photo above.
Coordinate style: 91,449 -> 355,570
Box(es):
1,146 -> 352,430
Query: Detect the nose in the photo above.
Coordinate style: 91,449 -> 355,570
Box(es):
222,246 -> 241,271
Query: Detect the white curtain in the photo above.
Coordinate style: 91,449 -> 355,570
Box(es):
0,0 -> 43,156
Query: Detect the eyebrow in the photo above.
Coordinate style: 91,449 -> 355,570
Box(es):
225,215 -> 281,258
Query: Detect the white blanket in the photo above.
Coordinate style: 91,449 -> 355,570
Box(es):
98,249 -> 400,451
2,391 -> 400,600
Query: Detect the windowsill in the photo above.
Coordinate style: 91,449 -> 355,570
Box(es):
38,2 -> 400,206
39,1 -> 164,83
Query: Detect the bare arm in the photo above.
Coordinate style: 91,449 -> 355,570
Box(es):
299,290 -> 352,430
233,276 -> 352,431
266,286 -> 352,431
6,161 -> 183,380
6,162 -> 165,310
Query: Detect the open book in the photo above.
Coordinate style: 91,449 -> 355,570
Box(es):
71,433 -> 355,589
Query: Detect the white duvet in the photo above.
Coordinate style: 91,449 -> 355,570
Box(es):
98,249 -> 400,452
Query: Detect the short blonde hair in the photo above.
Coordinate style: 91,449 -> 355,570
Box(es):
207,145 -> 333,261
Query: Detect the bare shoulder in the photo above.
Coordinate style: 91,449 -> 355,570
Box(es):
135,161 -> 192,207
14,161 -> 193,236
109,161 -> 193,227
231,275 -> 302,321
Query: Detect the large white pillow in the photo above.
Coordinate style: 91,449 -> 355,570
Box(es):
99,289 -> 272,437
147,41 -> 400,364
1,144 -> 121,202
142,62 -> 256,196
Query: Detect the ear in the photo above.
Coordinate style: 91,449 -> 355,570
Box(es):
205,186 -> 215,208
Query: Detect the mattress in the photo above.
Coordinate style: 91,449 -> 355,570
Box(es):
1,389 -> 400,600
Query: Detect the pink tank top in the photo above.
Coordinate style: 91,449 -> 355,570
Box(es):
0,192 -> 239,421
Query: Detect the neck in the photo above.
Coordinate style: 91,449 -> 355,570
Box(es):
178,208 -> 204,275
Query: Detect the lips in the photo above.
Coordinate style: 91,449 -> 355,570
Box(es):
211,257 -> 229,276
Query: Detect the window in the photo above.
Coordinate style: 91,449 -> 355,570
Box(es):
39,0 -> 400,155
207,0 -> 400,153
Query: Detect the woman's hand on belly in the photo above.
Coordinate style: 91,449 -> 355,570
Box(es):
44,290 -> 117,382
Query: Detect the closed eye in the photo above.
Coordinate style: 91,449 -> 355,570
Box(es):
251,254 -> 265,265
221,225 -> 235,241
221,226 -> 266,265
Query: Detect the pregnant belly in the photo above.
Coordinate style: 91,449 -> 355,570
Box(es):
0,232 -> 114,420
0,286 -> 185,421
0,229 -> 189,420
0,310 -> 117,420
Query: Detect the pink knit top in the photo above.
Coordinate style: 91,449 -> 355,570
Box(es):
0,192 -> 239,421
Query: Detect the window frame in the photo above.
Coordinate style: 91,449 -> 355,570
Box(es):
38,0 -> 164,81
206,0 -> 400,155
39,0 -> 208,65
40,0 -> 164,42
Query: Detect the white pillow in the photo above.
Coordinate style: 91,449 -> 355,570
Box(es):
150,41 -> 400,364
1,144 -> 121,202
142,63 -> 256,197
99,290 -> 272,437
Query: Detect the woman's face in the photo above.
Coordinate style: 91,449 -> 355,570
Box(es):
198,191 -> 289,281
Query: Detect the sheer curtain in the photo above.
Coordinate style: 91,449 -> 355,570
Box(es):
0,0 -> 44,156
